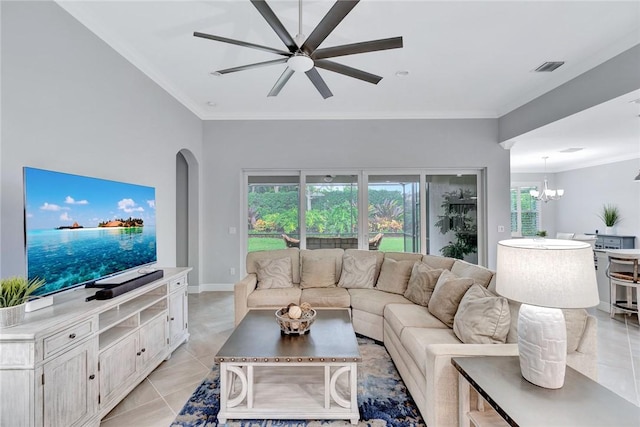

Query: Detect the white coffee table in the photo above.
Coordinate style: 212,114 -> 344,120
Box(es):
215,309 -> 361,424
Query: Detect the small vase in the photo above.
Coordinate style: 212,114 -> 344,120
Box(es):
0,303 -> 27,328
605,226 -> 615,235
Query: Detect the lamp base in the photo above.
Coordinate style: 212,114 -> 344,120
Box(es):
517,304 -> 567,389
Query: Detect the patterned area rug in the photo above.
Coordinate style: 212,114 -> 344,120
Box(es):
171,337 -> 425,426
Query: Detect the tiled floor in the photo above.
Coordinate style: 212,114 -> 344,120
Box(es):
99,292 -> 640,426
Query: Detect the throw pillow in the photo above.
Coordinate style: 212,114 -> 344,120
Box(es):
403,263 -> 444,306
375,258 -> 415,294
255,257 -> 293,289
300,256 -> 336,289
427,270 -> 474,328
453,284 -> 510,344
338,252 -> 377,289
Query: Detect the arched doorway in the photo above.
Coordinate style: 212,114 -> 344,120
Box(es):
176,149 -> 200,287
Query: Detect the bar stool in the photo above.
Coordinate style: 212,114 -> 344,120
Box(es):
607,254 -> 639,324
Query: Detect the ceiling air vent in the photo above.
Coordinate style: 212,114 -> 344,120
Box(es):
534,61 -> 565,72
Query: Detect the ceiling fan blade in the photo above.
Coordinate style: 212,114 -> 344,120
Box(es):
250,0 -> 298,53
312,36 -> 403,60
268,67 -> 295,97
314,59 -> 382,84
194,31 -> 290,56
305,68 -> 333,99
301,0 -> 359,55
216,58 -> 289,75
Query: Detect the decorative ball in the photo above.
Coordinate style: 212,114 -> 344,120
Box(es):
300,302 -> 312,312
288,304 -> 302,319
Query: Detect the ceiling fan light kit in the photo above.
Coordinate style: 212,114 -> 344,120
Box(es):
288,54 -> 314,73
194,0 -> 403,98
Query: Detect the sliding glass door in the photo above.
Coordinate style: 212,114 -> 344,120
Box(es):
304,175 -> 359,249
367,175 -> 420,253
427,174 -> 479,264
247,175 -> 299,252
245,170 -> 483,264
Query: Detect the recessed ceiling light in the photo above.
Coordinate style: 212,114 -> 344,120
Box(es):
395,70 -> 409,77
558,147 -> 583,153
206,101 -> 217,107
209,71 -> 222,77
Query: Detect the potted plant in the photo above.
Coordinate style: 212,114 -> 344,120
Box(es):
598,204 -> 621,234
0,277 -> 45,328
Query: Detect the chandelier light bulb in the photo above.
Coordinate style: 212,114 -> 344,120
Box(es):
529,157 -> 564,203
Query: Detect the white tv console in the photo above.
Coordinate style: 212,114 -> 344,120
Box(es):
0,267 -> 191,427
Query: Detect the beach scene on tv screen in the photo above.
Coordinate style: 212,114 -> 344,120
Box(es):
24,168 -> 157,296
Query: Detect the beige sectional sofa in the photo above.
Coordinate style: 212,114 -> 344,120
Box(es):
234,248 -> 597,427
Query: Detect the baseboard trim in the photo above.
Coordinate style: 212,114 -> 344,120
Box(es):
188,283 -> 234,293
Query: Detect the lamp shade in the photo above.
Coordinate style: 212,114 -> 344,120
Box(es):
496,239 -> 599,309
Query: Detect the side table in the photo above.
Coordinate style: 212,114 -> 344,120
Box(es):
452,356 -> 640,427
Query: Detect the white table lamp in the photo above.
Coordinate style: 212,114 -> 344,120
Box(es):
496,239 -> 599,389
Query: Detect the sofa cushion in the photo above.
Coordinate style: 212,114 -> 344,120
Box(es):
428,270 -> 474,328
421,254 -> 456,270
345,249 -> 385,281
348,288 -> 413,316
400,327 -> 461,376
384,252 -> 424,262
453,284 -> 510,344
247,287 -> 302,308
301,256 -> 336,289
384,303 -> 449,339
255,257 -> 293,289
247,248 -> 300,284
338,252 -> 378,289
451,260 -> 494,287
300,287 -> 350,308
403,263 -> 444,306
375,258 -> 415,294
300,249 -> 343,288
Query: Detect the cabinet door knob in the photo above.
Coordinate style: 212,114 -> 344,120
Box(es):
141,348 -> 146,353
170,317 -> 175,321
137,351 -> 142,356
69,333 -> 76,339
89,374 -> 95,380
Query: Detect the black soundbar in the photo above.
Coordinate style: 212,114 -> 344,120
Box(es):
86,270 -> 164,301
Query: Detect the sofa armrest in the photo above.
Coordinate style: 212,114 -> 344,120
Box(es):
234,274 -> 257,326
568,314 -> 598,380
423,343 -> 519,427
576,314 -> 597,356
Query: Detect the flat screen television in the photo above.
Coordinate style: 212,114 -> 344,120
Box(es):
23,167 -> 157,297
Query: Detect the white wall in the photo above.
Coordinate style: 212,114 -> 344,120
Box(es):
202,119 -> 511,284
0,1 -> 203,278
512,159 -> 640,240
556,159 -> 640,238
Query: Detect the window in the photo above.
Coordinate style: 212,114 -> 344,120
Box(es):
510,184 -> 540,236
247,175 -> 299,252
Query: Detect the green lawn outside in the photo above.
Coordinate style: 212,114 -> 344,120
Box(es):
248,236 -> 405,252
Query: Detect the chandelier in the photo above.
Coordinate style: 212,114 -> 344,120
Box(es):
529,157 -> 564,203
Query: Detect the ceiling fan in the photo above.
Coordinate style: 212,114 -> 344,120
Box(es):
194,0 -> 403,99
